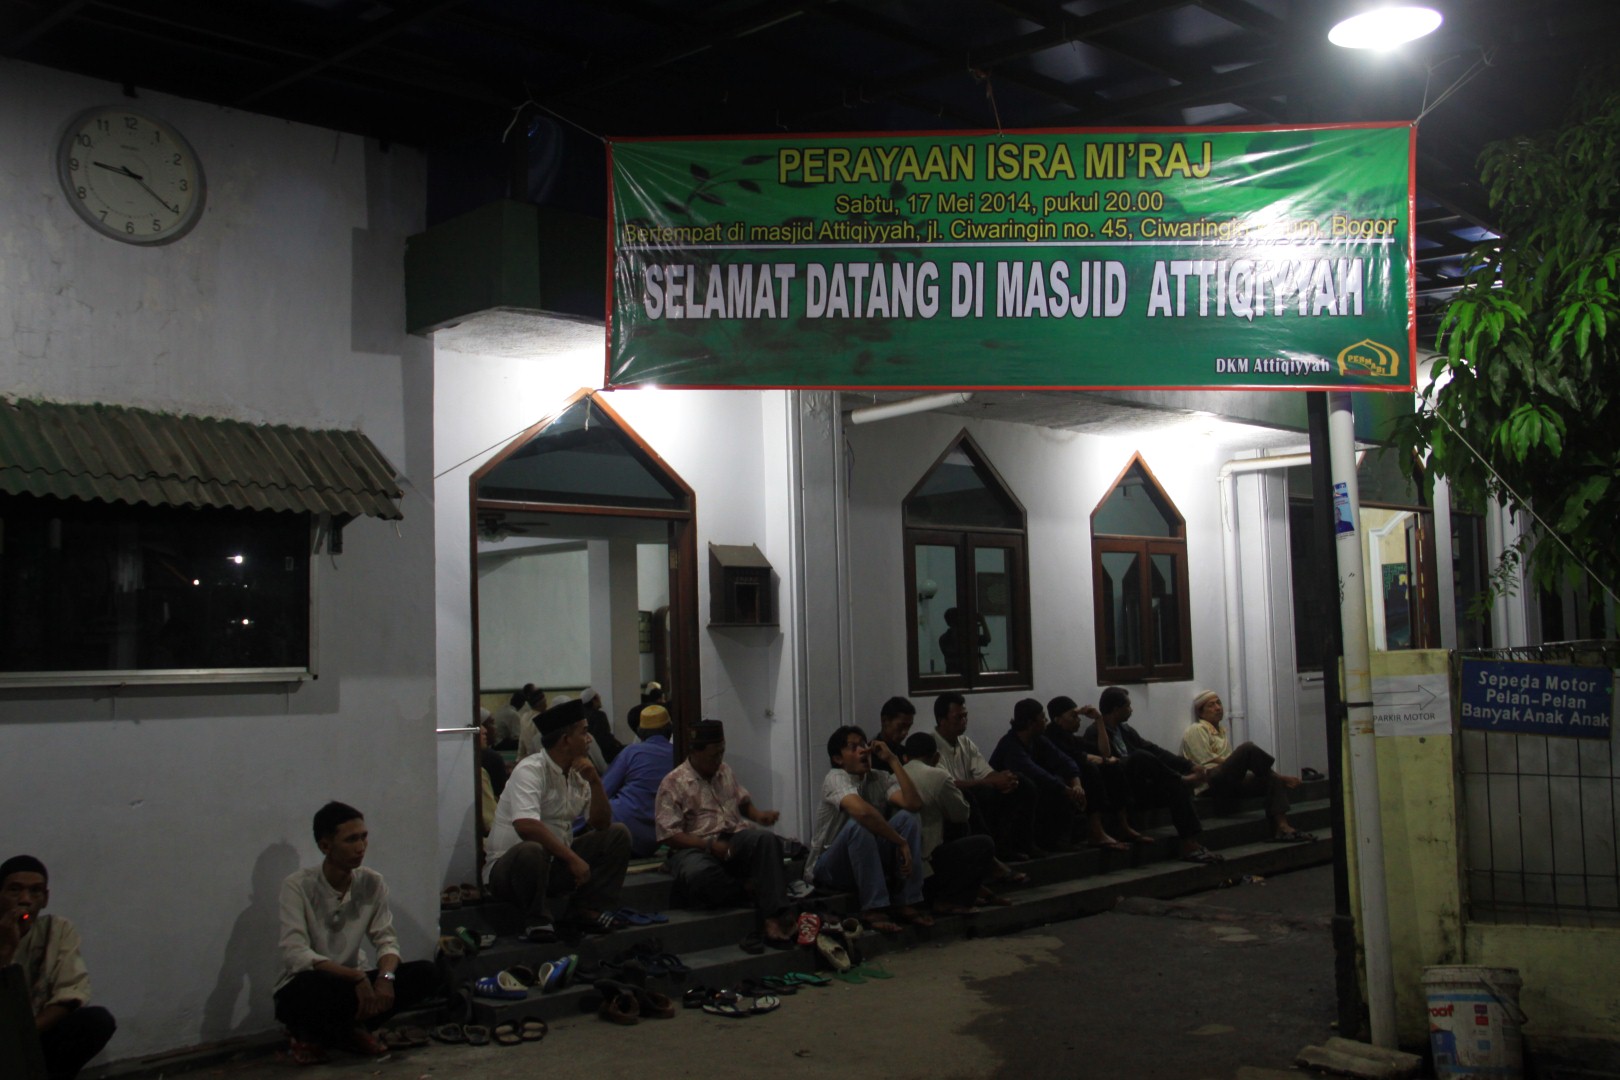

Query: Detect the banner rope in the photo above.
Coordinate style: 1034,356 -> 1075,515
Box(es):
968,67 -> 1005,135
1416,48 -> 1495,124
503,97 -> 607,145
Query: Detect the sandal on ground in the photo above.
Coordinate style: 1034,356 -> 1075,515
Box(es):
701,989 -> 748,1018
894,905 -> 935,927
380,1028 -> 414,1051
1301,767 -> 1325,782
613,907 -> 668,925
439,886 -> 462,910
815,933 -> 852,972
1181,847 -> 1225,864
463,1024 -> 491,1046
834,969 -> 867,985
631,986 -> 677,1019
747,993 -> 781,1014
437,934 -> 466,958
850,963 -> 894,980
430,1023 -> 467,1044
1268,831 -> 1319,843
398,1026 -> 431,1048
492,1021 -> 523,1047
599,987 -> 641,1025
783,971 -> 830,986
739,930 -> 766,954
575,910 -> 627,934
455,926 -> 481,954
795,912 -> 823,945
524,922 -> 558,943
341,1028 -> 390,1057
518,1016 -> 548,1042
473,971 -> 529,1000
287,1037 -> 330,1066
458,883 -> 483,905
758,974 -> 799,995
682,985 -> 716,1009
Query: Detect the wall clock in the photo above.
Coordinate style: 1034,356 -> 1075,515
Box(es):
57,106 -> 206,245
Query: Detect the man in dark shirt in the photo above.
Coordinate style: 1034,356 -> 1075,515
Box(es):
988,699 -> 1086,852
870,696 -> 916,772
1045,696 -> 1129,851
1082,687 -> 1222,863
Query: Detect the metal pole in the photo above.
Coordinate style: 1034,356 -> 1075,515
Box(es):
1328,391 -> 1397,1047
1307,391 -> 1363,1039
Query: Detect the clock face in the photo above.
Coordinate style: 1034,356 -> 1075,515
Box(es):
57,106 -> 205,245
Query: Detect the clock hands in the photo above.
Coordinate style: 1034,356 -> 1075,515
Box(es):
91,160 -> 179,215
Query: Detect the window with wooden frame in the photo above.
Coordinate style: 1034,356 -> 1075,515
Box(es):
903,431 -> 1031,694
1091,454 -> 1192,683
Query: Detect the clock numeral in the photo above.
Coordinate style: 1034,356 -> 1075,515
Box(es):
152,219 -> 162,232
178,179 -> 188,191
172,153 -> 182,166
94,118 -> 110,133
124,116 -> 139,130
76,133 -> 92,146
125,221 -> 135,234
99,210 -> 108,221
68,157 -> 79,172
76,186 -> 86,199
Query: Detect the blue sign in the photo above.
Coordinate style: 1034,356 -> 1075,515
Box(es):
1460,660 -> 1614,738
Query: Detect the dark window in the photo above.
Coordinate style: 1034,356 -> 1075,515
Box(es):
1091,455 -> 1192,683
904,433 -> 1031,694
477,396 -> 688,510
0,494 -> 311,678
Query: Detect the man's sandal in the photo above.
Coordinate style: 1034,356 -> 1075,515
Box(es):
429,1023 -> 467,1044
473,971 -> 529,1000
462,1024 -> 491,1046
518,1016 -> 549,1042
492,1021 -> 523,1047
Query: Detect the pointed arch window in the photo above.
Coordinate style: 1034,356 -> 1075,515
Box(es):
1092,454 -> 1192,683
903,431 -> 1031,694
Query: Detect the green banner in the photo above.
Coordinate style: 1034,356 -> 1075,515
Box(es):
607,125 -> 1415,391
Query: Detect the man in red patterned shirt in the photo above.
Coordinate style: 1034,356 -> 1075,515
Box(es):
654,720 -> 795,949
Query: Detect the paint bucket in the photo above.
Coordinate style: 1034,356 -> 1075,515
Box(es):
1422,965 -> 1526,1079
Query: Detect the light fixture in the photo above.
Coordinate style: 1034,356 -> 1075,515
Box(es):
848,391 -> 972,426
1328,4 -> 1442,50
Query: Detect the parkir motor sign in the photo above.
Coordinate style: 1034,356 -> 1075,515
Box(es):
606,124 -> 1416,392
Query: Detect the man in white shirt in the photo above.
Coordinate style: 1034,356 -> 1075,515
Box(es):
931,692 -> 1039,860
804,725 -> 928,935
901,733 -> 997,915
1,854 -> 116,1080
485,698 -> 631,939
274,803 -> 440,1066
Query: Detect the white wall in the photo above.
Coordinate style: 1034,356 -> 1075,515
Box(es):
844,409 -> 1235,753
0,62 -> 434,1064
432,350 -> 815,882
476,543 -> 591,687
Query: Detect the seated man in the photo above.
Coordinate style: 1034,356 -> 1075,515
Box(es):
0,856 -> 116,1080
514,684 -> 549,761
485,699 -> 632,938
489,686 -> 529,751
988,699 -> 1088,853
869,696 -> 916,772
601,703 -> 675,856
805,725 -> 930,934
1084,687 -> 1221,864
626,681 -> 665,731
1045,695 -> 1130,851
654,720 -> 796,949
900,733 -> 996,915
931,693 -> 1037,861
1182,690 -> 1313,841
273,804 -> 440,1065
580,686 -> 626,767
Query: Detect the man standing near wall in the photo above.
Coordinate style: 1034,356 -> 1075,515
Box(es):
273,805 -> 440,1065
0,856 -> 115,1080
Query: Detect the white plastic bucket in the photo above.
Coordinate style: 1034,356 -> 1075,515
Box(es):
1422,965 -> 1526,1079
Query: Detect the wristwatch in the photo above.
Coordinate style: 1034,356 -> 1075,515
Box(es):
380,971 -> 396,982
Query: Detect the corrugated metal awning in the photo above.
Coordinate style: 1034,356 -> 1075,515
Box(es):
0,398 -> 403,520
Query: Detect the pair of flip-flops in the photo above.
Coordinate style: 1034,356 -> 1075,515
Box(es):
490,1017 -> 547,1046
692,987 -> 780,1018
431,1023 -> 491,1045
1182,846 -> 1227,864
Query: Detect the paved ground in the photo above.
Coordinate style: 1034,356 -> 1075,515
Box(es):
184,865 -> 1338,1080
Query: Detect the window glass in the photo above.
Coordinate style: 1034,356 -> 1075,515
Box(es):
1100,551 -> 1142,668
915,544 -> 960,676
0,494 -> 310,674
1092,463 -> 1178,537
904,450 -> 1022,529
973,546 -> 1012,673
1151,552 -> 1183,665
478,397 -> 687,509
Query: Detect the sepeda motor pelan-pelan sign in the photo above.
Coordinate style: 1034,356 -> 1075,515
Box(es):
606,124 -> 1416,392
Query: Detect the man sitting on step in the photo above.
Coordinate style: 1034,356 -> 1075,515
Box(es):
804,725 -> 930,934
485,699 -> 633,939
900,733 -> 996,915
1181,690 -> 1313,842
654,720 -> 796,949
274,803 -> 441,1066
1083,687 -> 1224,865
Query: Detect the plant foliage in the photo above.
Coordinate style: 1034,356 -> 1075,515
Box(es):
1400,67 -> 1620,606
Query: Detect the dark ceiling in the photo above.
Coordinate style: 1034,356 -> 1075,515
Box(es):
6,0 -> 1615,343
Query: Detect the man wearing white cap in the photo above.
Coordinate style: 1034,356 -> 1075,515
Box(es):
579,686 -> 626,766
